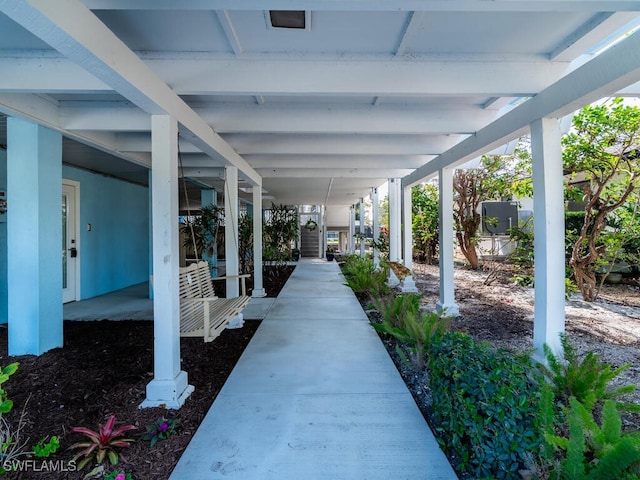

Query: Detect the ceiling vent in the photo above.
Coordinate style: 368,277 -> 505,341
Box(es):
268,10 -> 309,30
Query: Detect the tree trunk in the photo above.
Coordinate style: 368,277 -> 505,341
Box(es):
572,260 -> 597,302
457,231 -> 479,270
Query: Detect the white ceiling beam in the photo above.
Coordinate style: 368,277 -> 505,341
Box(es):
224,133 -> 467,155
403,28 -> 640,187
0,0 -> 260,185
246,155 -> 433,169
0,56 -> 110,93
179,167 -> 225,177
550,12 -> 639,61
61,106 -> 150,131
0,93 -> 150,167
0,55 -> 571,97
200,105 -> 496,134
394,11 -> 425,56
82,0 -> 640,13
114,132 -> 202,153
258,168 -> 414,178
148,57 -> 569,97
215,11 -> 243,55
617,80 -> 640,94
113,132 -> 465,155
59,104 -> 496,134
181,153 -> 434,169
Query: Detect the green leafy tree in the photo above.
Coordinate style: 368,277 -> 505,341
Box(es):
412,183 -> 439,264
452,152 -> 529,269
563,98 -> 640,301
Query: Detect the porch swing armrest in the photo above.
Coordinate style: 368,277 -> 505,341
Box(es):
182,296 -> 219,302
211,274 -> 251,296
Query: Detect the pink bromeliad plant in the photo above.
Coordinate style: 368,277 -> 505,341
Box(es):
70,415 -> 136,469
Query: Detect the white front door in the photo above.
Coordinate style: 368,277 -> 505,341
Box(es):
62,181 -> 79,303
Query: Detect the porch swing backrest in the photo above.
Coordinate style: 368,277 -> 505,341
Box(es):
180,261 -> 217,301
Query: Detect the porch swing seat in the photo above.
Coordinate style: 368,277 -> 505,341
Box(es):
179,261 -> 251,342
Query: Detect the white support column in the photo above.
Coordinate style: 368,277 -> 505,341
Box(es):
7,118 -> 63,355
388,178 -> 402,287
531,117 -> 566,358
321,205 -> 327,258
359,197 -> 366,256
372,187 -> 380,269
401,185 -> 418,293
437,168 -> 459,316
349,206 -> 356,254
252,184 -> 266,298
224,166 -> 243,328
142,115 -> 193,409
388,178 -> 402,263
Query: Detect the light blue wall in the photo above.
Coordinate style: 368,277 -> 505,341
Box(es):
62,166 -> 149,299
0,149 -> 6,324
0,154 -> 149,322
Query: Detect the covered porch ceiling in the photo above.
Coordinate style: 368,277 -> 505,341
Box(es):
1,1 -> 640,207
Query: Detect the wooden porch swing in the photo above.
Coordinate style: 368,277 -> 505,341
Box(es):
178,143 -> 250,342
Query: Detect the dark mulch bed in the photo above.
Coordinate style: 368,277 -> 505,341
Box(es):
0,265 -> 294,480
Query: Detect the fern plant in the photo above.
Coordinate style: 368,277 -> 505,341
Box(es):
373,293 -> 421,329
544,397 -> 640,479
371,298 -> 449,369
542,333 -> 638,412
341,255 -> 389,301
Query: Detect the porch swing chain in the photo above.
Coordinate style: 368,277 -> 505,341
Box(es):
224,168 -> 240,258
178,133 -> 205,298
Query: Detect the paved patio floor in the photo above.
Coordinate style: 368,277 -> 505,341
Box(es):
169,258 -> 456,480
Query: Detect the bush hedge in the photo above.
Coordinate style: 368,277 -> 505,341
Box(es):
428,332 -> 542,479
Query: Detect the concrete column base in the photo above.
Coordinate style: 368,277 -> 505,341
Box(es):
436,301 -> 459,317
388,269 -> 400,288
141,371 -> 194,409
227,313 -> 245,329
400,275 -> 419,293
252,288 -> 267,298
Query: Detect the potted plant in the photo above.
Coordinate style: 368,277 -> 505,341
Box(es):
325,246 -> 336,261
292,248 -> 301,261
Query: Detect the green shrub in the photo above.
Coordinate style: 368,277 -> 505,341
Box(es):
542,333 -> 638,413
371,295 -> 449,369
341,255 -> 389,301
429,332 -> 541,479
374,293 -> 421,329
543,397 -> 640,479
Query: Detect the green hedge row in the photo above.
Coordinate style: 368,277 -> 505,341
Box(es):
429,332 -> 541,479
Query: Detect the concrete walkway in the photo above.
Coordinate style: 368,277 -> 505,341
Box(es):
170,258 -> 456,480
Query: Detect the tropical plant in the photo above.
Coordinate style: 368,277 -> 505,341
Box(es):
543,397 -> 640,479
180,204 -> 224,272
371,296 -> 449,369
32,436 -> 60,458
0,363 -> 26,476
412,183 -> 439,264
70,415 -> 136,469
541,333 -> 638,413
105,471 -> 134,480
263,204 -> 299,283
341,255 -> 389,302
0,363 -> 18,415
141,417 -> 179,448
238,212 -> 253,275
563,98 -> 640,301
